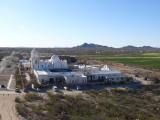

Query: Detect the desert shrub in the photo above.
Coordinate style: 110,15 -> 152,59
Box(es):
16,86 -> 160,120
16,104 -> 29,118
15,68 -> 22,88
15,97 -> 22,103
48,93 -> 64,103
84,90 -> 99,97
16,104 -> 23,114
24,93 -> 42,102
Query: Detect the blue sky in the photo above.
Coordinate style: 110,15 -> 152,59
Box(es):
0,0 -> 160,48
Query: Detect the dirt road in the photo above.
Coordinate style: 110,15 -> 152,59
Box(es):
0,92 -> 20,120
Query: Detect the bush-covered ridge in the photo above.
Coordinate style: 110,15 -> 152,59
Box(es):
16,87 -> 160,120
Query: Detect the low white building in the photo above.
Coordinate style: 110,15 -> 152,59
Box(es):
87,70 -> 126,84
30,49 -> 87,85
34,70 -> 87,85
79,65 -> 127,84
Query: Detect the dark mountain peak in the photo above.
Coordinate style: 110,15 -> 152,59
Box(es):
76,43 -> 108,48
141,46 -> 154,49
122,45 -> 137,49
81,43 -> 94,47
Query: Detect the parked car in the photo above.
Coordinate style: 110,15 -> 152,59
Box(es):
15,88 -> 21,93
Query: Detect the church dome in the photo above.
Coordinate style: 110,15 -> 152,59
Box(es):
50,55 -> 61,63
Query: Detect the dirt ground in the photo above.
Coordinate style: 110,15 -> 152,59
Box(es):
87,60 -> 160,84
0,92 -> 20,120
109,63 -> 160,85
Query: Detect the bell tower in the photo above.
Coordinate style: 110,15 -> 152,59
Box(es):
30,49 -> 40,70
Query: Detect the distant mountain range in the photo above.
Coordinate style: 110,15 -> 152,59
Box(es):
74,43 -> 159,52
0,43 -> 159,55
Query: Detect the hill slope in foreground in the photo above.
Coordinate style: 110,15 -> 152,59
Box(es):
16,86 -> 160,120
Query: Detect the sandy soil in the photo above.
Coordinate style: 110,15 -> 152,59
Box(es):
0,92 -> 20,120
